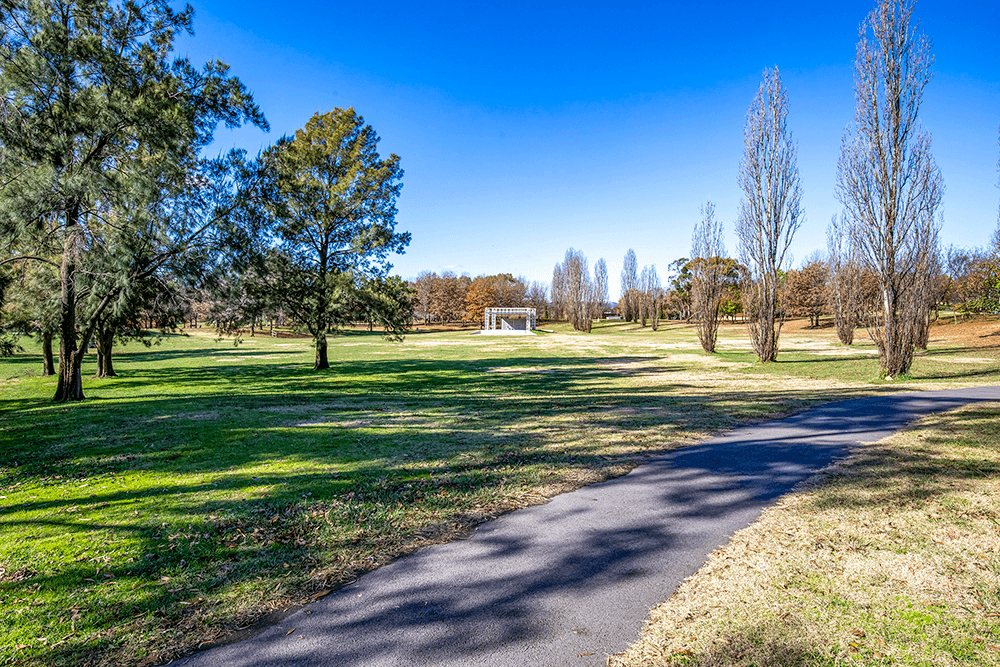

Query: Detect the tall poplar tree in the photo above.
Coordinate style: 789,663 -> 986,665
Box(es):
736,67 -> 803,362
620,249 -> 638,322
691,201 -> 726,353
836,0 -> 943,378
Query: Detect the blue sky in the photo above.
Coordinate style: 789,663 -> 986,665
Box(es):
178,0 -> 1000,299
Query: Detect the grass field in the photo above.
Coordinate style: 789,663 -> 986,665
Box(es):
1,319 -> 999,666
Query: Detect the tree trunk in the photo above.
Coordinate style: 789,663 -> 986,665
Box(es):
94,324 -> 116,378
314,331 -> 329,370
41,332 -> 56,376
878,286 -> 915,378
54,210 -> 85,402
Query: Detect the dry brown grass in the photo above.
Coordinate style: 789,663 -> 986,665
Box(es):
610,401 -> 1000,667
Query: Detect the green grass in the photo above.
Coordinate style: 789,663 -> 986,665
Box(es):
1,320 -> 998,666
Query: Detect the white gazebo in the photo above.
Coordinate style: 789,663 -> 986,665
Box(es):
483,307 -> 536,333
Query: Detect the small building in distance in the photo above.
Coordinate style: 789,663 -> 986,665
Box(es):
483,307 -> 536,334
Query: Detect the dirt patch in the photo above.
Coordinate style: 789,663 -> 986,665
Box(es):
171,411 -> 221,421
0,566 -> 37,583
931,317 -> 1000,347
486,366 -> 555,374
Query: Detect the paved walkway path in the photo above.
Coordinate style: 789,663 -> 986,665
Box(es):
175,386 -> 1000,667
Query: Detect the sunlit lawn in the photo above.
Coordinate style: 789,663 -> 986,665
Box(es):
1,320 -> 998,666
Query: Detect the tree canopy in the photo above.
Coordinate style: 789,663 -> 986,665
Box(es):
260,108 -> 409,369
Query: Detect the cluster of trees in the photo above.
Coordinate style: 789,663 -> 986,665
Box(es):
684,0 -> 998,378
551,249 -> 606,332
618,249 -> 666,330
409,271 -> 546,325
0,0 -> 415,398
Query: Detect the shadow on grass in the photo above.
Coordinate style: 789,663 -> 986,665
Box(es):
2,347 -> 997,665
806,404 -> 1000,513
611,617 -> 822,667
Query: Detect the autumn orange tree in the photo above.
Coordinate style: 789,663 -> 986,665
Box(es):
782,256 -> 828,328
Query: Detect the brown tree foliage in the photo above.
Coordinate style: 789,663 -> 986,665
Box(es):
429,271 -> 470,322
464,274 -> 527,325
782,256 -> 828,328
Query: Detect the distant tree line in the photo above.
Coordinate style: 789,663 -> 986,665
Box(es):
408,272 -> 546,325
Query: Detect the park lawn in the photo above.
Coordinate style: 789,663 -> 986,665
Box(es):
1,320 -> 998,666
610,399 -> 1000,667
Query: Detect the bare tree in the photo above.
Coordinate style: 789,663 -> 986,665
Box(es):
413,271 -> 436,323
736,67 -> 803,362
551,263 -> 566,320
909,216 -> 942,350
620,249 -> 639,322
636,265 -> 661,328
525,280 -> 549,319
429,271 -> 469,323
836,0 -> 943,378
690,201 -> 727,352
555,249 -> 595,332
826,216 -> 860,344
638,265 -> 651,327
593,258 -> 609,320
647,265 -> 663,331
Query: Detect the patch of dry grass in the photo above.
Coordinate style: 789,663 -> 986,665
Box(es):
610,401 -> 1000,667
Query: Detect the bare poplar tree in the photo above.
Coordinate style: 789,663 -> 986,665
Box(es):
526,280 -> 549,319
413,271 -> 436,323
558,248 -> 594,332
646,265 -> 662,331
691,201 -> 727,352
736,67 -> 803,362
593,258 -> 609,320
836,0 -> 943,378
826,216 -> 860,345
638,265 -> 652,327
909,215 -> 942,350
620,249 -> 638,322
551,263 -> 566,320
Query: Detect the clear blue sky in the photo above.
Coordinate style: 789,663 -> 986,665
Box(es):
178,0 -> 1000,299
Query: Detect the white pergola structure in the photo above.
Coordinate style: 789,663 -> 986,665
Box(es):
484,307 -> 537,332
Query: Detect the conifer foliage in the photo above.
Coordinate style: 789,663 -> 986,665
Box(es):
0,0 -> 266,399
258,108 -> 409,370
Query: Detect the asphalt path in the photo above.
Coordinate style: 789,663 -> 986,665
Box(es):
174,386 -> 1000,667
